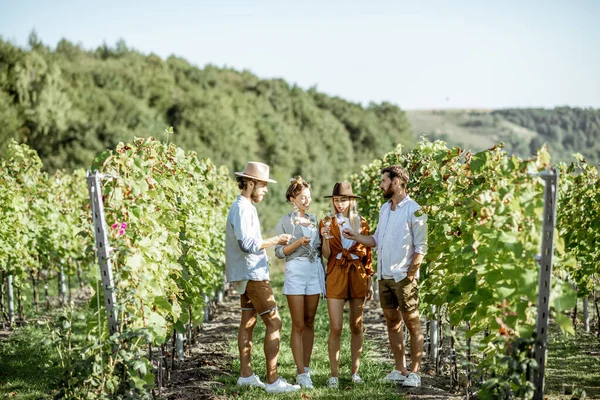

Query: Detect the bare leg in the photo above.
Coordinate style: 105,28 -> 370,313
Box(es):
402,309 -> 423,373
383,308 -> 409,374
327,298 -> 345,378
260,310 -> 283,383
287,295 -> 307,374
238,309 -> 258,377
302,295 -> 320,370
349,297 -> 365,374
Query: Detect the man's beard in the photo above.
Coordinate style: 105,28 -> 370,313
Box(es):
251,188 -> 263,203
382,187 -> 394,199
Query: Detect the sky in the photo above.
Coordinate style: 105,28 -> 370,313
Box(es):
1,0 -> 599,109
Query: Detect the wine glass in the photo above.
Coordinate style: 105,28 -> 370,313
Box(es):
335,213 -> 346,229
321,212 -> 333,239
291,211 -> 301,226
291,208 -> 301,236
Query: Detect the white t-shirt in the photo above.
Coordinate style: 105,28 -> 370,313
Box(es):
336,215 -> 359,260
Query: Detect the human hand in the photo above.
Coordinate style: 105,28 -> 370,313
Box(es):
342,227 -> 356,239
320,225 -> 331,239
366,285 -> 374,301
278,234 -> 292,245
299,236 -> 311,246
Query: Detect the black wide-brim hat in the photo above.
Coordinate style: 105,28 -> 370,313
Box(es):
324,181 -> 361,198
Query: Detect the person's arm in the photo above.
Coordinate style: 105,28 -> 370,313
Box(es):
232,206 -> 262,254
234,206 -> 290,253
407,208 -> 428,280
361,218 -> 375,300
282,236 -> 310,255
366,275 -> 374,300
274,218 -> 294,258
342,227 -> 376,248
406,253 -> 424,280
260,234 -> 292,250
320,220 -> 331,258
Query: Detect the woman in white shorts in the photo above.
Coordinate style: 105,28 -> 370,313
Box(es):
274,176 -> 325,390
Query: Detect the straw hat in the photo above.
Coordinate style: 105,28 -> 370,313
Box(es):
235,161 -> 277,183
324,181 -> 361,198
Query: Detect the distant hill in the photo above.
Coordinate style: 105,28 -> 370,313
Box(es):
406,108 -> 600,164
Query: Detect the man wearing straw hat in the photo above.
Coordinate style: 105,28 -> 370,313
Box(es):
225,161 -> 301,393
342,165 -> 428,388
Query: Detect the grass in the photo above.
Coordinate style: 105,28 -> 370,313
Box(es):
0,302 -> 96,400
0,322 -> 59,400
0,274 -> 96,400
442,316 -> 600,399
545,325 -> 600,399
215,259 -> 600,399
213,260 -> 408,399
2,265 -> 599,399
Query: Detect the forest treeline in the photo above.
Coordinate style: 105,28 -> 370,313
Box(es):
1,34 -> 599,225
492,107 -> 600,164
0,34 -> 414,226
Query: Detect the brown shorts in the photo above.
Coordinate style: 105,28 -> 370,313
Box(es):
379,277 -> 419,312
240,280 -> 278,315
326,261 -> 368,300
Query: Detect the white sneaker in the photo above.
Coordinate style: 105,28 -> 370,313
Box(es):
327,376 -> 339,389
265,377 -> 301,393
351,373 -> 364,384
402,372 -> 421,387
383,370 -> 407,382
296,373 -> 314,389
237,373 -> 266,388
304,366 -> 311,376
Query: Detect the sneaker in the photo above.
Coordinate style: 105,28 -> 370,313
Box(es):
383,370 -> 407,382
327,376 -> 339,389
296,373 -> 314,389
351,373 -> 364,384
265,377 -> 301,393
402,372 -> 421,387
304,366 -> 311,376
237,373 -> 266,388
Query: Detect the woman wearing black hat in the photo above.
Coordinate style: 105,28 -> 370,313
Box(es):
320,181 -> 374,388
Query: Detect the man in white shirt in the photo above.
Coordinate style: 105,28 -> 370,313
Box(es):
343,165 -> 428,388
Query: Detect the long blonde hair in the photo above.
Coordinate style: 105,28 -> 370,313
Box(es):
330,199 -> 361,233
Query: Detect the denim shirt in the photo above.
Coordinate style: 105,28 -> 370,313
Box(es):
225,195 -> 270,282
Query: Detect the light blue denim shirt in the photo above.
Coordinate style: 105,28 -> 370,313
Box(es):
225,195 -> 270,282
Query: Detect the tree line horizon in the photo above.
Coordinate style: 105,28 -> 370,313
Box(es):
1,32 -> 599,225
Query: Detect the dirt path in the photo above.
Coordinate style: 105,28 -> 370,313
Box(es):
362,300 -> 462,399
163,292 -> 461,399
160,293 -> 239,400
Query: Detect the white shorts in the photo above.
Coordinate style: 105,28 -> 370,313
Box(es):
283,257 -> 325,296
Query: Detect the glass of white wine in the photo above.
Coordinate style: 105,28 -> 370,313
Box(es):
335,213 -> 346,229
321,212 -> 333,239
291,208 -> 301,236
